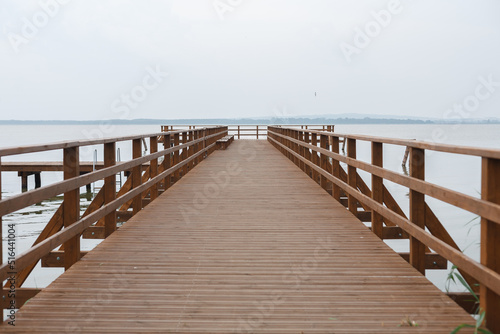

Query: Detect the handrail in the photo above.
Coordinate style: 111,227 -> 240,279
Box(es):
0,126 -> 228,294
272,130 -> 500,224
268,126 -> 500,331
0,127 -> 215,157
0,134 -> 219,217
287,127 -> 500,160
0,143 -> 213,282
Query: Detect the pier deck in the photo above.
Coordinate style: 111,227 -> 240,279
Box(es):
8,141 -> 473,333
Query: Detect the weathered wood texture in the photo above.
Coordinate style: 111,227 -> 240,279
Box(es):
9,141 -> 473,333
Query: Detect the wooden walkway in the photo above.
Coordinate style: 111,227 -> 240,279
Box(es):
9,141 -> 473,333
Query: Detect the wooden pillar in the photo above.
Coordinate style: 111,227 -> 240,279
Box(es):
409,147 -> 426,274
256,126 -> 259,140
174,133 -> 180,180
0,157 -> 2,264
298,131 -> 305,172
480,157 -> 500,332
163,134 -> 172,191
304,132 -> 311,177
331,136 -> 341,201
63,147 -> 80,270
238,126 -> 240,140
320,134 -> 328,190
182,132 -> 188,176
34,173 -> 41,189
311,133 -> 319,184
193,131 -> 199,165
20,172 -> 28,192
347,138 -> 357,216
149,136 -> 158,201
132,139 -> 142,214
104,142 -> 116,238
371,142 -> 384,239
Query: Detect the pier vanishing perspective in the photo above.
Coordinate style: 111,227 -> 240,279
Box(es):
0,125 -> 499,333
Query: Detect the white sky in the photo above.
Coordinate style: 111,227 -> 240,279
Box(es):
1,0 -> 499,120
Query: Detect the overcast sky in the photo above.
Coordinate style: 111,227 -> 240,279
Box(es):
1,0 -> 499,121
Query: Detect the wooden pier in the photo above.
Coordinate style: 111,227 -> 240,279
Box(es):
0,126 -> 499,333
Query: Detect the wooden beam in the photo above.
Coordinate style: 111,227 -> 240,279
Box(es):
399,252 -> 447,270
447,292 -> 479,314
347,138 -> 357,216
41,251 -> 89,267
371,142 -> 384,239
480,157 -> 500,332
409,147 -> 426,274
149,136 -> 159,201
132,139 -> 142,214
1,288 -> 41,309
104,142 -> 116,238
63,147 -> 80,270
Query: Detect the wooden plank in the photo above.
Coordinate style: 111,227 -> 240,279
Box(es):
480,157 -> 500,332
63,147 -> 80,270
269,129 -> 500,225
371,142 -> 384,239
41,251 -> 88,267
132,139 -> 142,215
149,136 -> 159,201
1,288 -> 41,309
10,141 -> 473,332
347,138 -> 357,216
409,148 -> 426,275
268,133 -> 500,298
398,252 -> 447,270
104,142 -> 116,238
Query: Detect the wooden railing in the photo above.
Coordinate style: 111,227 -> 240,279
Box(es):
268,126 -> 500,332
0,126 -> 228,311
161,125 -> 335,140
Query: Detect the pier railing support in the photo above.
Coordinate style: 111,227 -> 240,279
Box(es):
132,139 -> 142,214
409,147 -> 426,274
480,157 -> 500,332
104,142 -> 116,238
347,138 -> 357,216
63,147 -> 80,270
371,142 -> 384,239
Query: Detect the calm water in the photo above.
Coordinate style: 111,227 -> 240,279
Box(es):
0,124 -> 499,292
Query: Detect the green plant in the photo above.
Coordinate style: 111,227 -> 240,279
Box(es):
446,266 -> 492,334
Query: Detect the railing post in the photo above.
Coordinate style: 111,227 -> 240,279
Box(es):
409,147 -> 426,274
238,126 -> 240,140
293,130 -> 299,167
256,126 -> 259,140
371,142 -> 383,239
193,131 -> 200,165
0,157 -> 3,264
149,136 -> 158,201
311,133 -> 319,184
298,131 -> 305,172
174,133 -> 180,180
331,136 -> 341,201
480,157 -> 500,332
163,134 -> 171,191
304,132 -> 311,177
63,146 -> 80,270
132,139 -> 142,214
104,142 -> 116,238
320,134 -> 328,190
347,138 -> 357,216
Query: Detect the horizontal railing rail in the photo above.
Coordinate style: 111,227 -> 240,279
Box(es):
0,126 -> 228,311
267,126 -> 500,332
161,125 -> 335,140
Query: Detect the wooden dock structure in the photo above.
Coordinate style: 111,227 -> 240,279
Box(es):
1,126 -> 499,333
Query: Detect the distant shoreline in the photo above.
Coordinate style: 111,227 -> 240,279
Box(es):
1,118 -> 499,125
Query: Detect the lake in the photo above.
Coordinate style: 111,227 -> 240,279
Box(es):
1,123 -> 499,292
